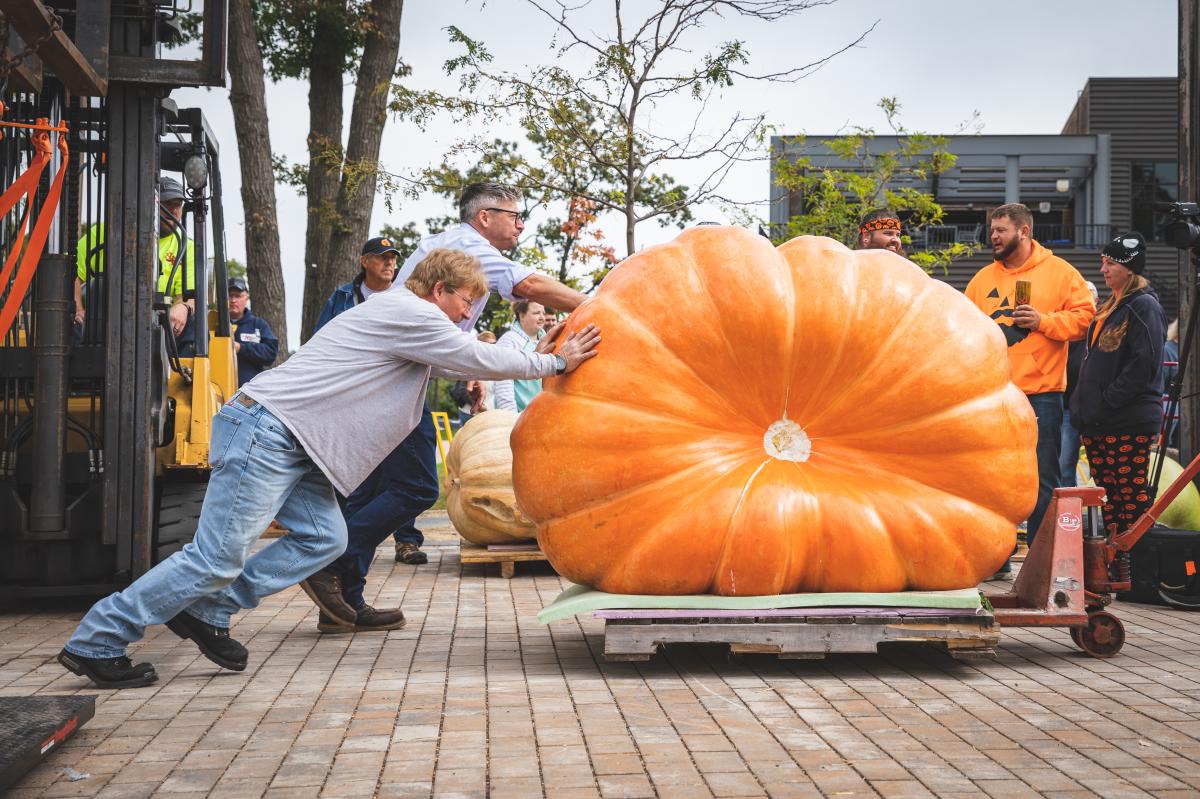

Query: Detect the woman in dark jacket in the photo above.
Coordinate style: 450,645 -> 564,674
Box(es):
1070,232 -> 1166,535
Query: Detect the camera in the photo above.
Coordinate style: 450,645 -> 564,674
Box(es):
1156,202 -> 1200,251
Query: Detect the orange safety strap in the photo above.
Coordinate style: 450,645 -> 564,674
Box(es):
0,116 -> 70,340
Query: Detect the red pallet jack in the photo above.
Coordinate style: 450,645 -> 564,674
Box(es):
987,468 -> 1199,658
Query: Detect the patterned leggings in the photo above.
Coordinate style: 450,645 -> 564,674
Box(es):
1082,433 -> 1155,534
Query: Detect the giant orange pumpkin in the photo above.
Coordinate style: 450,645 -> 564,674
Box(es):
511,228 -> 1038,596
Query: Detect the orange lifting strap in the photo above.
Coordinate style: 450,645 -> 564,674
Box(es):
0,100 -> 70,340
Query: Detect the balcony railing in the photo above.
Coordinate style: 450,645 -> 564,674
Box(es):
907,223 -> 1115,250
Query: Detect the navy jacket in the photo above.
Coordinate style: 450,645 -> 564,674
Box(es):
1070,285 -> 1166,434
233,311 -> 279,386
314,274 -> 366,334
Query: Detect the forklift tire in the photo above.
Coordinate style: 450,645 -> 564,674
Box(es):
154,481 -> 209,564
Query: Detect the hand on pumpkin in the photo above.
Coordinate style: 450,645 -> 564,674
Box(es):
1013,304 -> 1041,330
537,322 -> 601,372
467,380 -> 486,414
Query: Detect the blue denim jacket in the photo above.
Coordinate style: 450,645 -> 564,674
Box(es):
314,276 -> 365,334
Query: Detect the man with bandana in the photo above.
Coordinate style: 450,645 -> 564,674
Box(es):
856,209 -> 906,256
965,203 -> 1094,578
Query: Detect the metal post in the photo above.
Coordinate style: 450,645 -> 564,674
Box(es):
1005,155 -> 1020,204
1180,0 -> 1200,462
29,255 -> 71,532
1093,134 -> 1111,235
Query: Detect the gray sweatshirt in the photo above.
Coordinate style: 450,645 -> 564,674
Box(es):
242,287 -> 558,495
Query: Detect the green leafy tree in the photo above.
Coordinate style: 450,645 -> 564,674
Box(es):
251,0 -> 406,341
392,1 -> 871,257
226,257 -> 247,280
773,98 -> 980,273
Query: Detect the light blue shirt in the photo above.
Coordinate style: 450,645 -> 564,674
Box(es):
395,223 -> 536,331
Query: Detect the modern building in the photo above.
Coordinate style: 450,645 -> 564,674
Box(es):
770,77 -> 1182,314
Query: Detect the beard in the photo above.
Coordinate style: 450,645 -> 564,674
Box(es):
993,236 -> 1020,262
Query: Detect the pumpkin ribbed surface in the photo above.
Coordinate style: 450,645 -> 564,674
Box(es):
447,410 -> 537,545
511,228 -> 1038,595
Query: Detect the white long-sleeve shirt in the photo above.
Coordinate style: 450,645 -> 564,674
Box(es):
242,287 -> 557,495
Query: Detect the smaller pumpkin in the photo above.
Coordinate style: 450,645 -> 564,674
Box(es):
446,410 -> 538,545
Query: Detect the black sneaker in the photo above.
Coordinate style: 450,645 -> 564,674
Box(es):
395,543 -> 428,565
166,612 -> 248,671
57,649 -> 157,689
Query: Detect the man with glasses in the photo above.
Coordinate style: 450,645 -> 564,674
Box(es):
306,182 -> 589,632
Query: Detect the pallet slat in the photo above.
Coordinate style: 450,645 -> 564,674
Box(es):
459,542 -> 550,578
602,610 -> 998,662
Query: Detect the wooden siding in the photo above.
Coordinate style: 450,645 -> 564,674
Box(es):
1061,77 -> 1178,230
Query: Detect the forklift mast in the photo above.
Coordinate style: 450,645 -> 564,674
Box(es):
0,0 -> 229,597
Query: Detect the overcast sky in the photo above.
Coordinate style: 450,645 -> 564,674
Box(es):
174,0 -> 1177,347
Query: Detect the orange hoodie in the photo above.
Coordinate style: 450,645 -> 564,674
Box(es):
965,241 -> 1095,395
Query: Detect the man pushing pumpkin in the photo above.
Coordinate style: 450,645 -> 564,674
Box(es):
298,182 -> 590,633
57,247 -> 600,689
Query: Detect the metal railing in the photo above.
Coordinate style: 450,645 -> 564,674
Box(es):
906,223 -> 1115,250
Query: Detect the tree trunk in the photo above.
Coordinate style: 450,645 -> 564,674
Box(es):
227,0 -> 288,355
321,0 -> 404,303
299,0 -> 351,342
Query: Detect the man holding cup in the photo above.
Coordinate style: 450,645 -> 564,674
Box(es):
965,203 -> 1094,576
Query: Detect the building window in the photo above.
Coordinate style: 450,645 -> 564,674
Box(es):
1131,161 -> 1178,242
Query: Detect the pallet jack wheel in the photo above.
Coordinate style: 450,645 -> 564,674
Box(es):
1069,626 -> 1084,648
1075,610 -> 1125,658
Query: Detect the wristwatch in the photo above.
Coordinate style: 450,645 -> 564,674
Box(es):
553,354 -> 568,375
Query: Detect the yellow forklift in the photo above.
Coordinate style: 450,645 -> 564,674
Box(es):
0,0 -> 233,597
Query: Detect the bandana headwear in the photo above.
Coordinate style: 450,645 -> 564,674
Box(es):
860,217 -> 901,234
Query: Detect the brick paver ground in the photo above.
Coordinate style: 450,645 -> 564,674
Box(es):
3,511 -> 1200,798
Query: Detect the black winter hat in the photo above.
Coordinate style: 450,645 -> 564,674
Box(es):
1102,231 -> 1147,275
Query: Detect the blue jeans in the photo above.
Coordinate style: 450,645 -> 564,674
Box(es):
1028,392 -> 1064,544
1059,408 -> 1082,487
326,410 -> 439,609
65,399 -> 347,659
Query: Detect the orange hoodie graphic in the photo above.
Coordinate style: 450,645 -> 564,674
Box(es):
965,241 -> 1095,395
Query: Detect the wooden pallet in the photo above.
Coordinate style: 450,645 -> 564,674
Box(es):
598,606 -> 998,662
459,542 -> 548,578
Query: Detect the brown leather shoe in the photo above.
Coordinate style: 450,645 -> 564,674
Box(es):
316,606 -> 406,634
395,542 -> 428,565
299,569 -> 357,624
317,612 -> 355,634
354,605 -> 406,631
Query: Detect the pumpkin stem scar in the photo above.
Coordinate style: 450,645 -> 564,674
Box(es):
764,419 -> 811,462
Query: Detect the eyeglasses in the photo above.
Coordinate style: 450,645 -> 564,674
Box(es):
450,289 -> 476,308
484,207 -> 525,222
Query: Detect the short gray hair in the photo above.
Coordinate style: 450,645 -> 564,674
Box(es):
460,181 -> 523,223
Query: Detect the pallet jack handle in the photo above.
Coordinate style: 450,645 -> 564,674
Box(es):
1121,248 -> 1200,553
